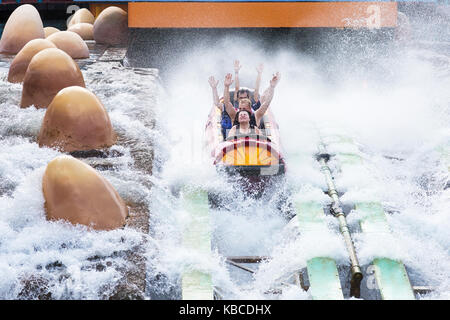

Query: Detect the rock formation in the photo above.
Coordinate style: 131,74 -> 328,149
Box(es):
20,48 -> 85,109
46,31 -> 89,59
0,4 -> 44,54
8,39 -> 56,83
67,23 -> 94,41
93,6 -> 128,45
38,86 -> 117,152
42,155 -> 128,230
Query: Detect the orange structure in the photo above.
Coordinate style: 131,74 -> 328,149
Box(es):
127,2 -> 397,28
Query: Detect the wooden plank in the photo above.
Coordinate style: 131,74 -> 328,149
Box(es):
293,201 -> 344,300
181,189 -> 213,300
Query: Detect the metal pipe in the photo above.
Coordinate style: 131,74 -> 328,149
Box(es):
316,142 -> 363,298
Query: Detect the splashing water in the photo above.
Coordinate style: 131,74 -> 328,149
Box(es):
1,16 -> 449,300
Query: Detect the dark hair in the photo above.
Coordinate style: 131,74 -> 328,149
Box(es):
234,110 -> 251,124
237,89 -> 250,98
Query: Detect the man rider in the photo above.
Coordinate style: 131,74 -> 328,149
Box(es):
232,60 -> 264,111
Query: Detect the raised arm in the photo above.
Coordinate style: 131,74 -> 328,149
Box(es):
223,73 -> 237,121
233,60 -> 241,101
254,63 -> 264,103
255,72 -> 281,127
208,76 -> 220,108
227,125 -> 237,138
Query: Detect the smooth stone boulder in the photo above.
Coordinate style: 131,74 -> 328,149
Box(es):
42,155 -> 128,231
93,6 -> 128,45
8,39 -> 56,83
44,27 -> 60,38
0,4 -> 44,54
21,48 -> 85,109
46,31 -> 89,59
67,23 -> 94,41
38,86 -> 117,152
68,8 -> 95,28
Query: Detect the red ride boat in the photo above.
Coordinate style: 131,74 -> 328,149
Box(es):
204,89 -> 286,177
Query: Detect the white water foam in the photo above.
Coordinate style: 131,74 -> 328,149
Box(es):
0,24 -> 448,300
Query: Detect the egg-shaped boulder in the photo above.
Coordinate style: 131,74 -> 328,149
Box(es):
0,4 -> 44,54
93,6 -> 128,45
42,155 -> 128,231
21,48 -> 85,109
46,31 -> 89,59
44,27 -> 60,38
38,86 -> 117,152
67,8 -> 95,28
8,39 -> 56,83
67,23 -> 94,41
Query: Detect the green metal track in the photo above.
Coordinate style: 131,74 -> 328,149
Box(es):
293,201 -> 344,300
328,135 -> 415,300
355,202 -> 415,300
181,188 -> 214,300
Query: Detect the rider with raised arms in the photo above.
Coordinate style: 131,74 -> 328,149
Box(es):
223,71 -> 280,130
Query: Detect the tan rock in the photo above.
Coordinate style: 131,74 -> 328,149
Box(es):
93,6 -> 128,45
0,4 -> 44,54
67,23 -> 94,41
38,86 -> 117,152
46,31 -> 89,59
8,39 -> 56,83
44,27 -> 60,38
68,8 -> 95,28
42,155 -> 128,231
21,48 -> 85,109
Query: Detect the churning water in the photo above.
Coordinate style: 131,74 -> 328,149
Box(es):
0,18 -> 449,299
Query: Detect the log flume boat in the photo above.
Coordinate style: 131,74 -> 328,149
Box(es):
204,89 -> 286,179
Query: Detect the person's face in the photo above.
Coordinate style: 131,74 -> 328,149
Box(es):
237,92 -> 249,100
238,100 -> 251,112
238,111 -> 250,123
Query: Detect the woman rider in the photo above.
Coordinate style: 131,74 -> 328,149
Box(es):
227,108 -> 262,138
